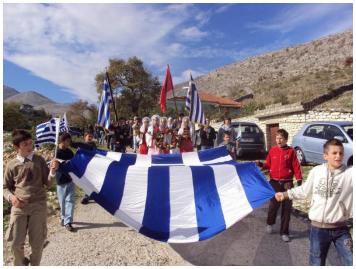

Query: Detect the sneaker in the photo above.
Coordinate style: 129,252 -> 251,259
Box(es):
266,225 -> 273,234
81,197 -> 89,205
23,257 -> 30,266
65,223 -> 75,232
281,234 -> 290,242
60,219 -> 64,226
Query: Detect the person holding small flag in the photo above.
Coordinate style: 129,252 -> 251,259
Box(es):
4,129 -> 59,266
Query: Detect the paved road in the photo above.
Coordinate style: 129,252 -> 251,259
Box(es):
5,201 -> 339,266
170,204 -> 339,266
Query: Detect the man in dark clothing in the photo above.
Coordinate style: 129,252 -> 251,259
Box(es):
200,118 -> 216,150
113,120 -> 127,153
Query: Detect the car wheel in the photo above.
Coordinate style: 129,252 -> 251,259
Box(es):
347,157 -> 353,167
295,147 -> 306,165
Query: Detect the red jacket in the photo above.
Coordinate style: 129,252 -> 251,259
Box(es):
263,146 -> 302,181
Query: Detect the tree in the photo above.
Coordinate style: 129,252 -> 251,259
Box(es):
95,57 -> 161,118
4,103 -> 28,131
67,100 -> 98,129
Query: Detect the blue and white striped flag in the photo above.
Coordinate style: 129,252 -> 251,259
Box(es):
35,118 -> 60,148
62,146 -> 274,243
97,79 -> 111,129
59,113 -> 69,133
186,74 -> 206,124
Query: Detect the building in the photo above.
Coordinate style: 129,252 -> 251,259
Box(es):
212,84 -> 353,150
167,89 -> 242,115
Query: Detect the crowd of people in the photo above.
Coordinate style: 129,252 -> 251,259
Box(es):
3,118 -> 353,266
89,114 -> 240,160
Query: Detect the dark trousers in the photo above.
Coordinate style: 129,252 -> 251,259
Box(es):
267,180 -> 293,235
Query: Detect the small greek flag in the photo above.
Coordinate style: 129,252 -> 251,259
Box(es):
59,113 -> 69,133
186,74 -> 205,125
97,79 -> 111,129
35,118 -> 60,148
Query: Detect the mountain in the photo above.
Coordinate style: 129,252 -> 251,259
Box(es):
3,85 -> 19,99
3,86 -> 71,115
34,103 -> 70,116
175,30 -> 353,109
4,90 -> 56,106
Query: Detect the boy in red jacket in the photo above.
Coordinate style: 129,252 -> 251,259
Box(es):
257,129 -> 302,242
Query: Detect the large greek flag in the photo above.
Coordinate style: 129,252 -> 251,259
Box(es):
97,79 -> 111,129
35,118 -> 58,147
186,74 -> 206,125
62,146 -> 274,243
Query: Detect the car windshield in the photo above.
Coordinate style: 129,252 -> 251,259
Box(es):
342,125 -> 353,140
234,125 -> 261,137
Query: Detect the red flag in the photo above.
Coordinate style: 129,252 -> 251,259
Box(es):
160,65 -> 174,113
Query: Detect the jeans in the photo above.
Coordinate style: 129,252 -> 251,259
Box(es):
56,182 -> 75,225
201,146 -> 213,150
132,136 -> 139,152
309,225 -> 353,266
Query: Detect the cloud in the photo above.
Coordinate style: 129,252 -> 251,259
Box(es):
247,4 -> 352,34
173,69 -> 206,85
3,3 -> 206,103
180,26 -> 208,41
214,4 -> 232,14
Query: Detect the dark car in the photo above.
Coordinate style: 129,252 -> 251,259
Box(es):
231,122 -> 266,158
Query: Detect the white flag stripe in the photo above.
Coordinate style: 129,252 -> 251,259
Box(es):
212,165 -> 253,228
168,166 -> 199,243
201,155 -> 232,165
135,154 -> 152,166
115,166 -> 149,231
106,151 -> 123,161
182,151 -> 201,165
81,155 -> 113,193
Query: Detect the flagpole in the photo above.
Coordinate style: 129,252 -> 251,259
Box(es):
168,64 -> 179,118
54,117 -> 60,159
105,70 -> 119,122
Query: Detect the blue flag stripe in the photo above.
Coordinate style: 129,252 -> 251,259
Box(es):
152,153 -> 183,164
235,163 -> 275,209
70,149 -> 96,178
119,153 -> 137,166
191,166 -> 226,241
140,166 -> 171,241
198,146 -> 227,162
91,161 -> 128,215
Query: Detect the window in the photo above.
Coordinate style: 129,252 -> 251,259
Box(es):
342,125 -> 353,141
304,125 -> 325,139
240,125 -> 260,134
324,125 -> 345,141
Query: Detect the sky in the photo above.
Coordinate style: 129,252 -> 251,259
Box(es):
3,3 -> 353,104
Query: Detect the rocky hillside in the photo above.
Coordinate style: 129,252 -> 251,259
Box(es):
4,90 -> 55,106
175,30 -> 353,108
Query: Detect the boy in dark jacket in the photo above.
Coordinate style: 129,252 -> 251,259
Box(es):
56,133 -> 75,232
257,129 -> 302,242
